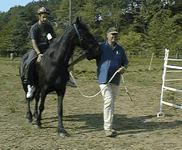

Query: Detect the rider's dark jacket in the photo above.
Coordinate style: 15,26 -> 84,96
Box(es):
29,22 -> 56,53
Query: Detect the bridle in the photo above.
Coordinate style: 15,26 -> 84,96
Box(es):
68,23 -> 100,68
73,23 -> 99,52
73,23 -> 83,42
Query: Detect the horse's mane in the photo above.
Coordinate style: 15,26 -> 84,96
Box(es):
43,26 -> 73,59
49,26 -> 73,50
44,21 -> 90,58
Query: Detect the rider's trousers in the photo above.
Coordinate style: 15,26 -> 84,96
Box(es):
24,50 -> 37,86
99,83 -> 119,131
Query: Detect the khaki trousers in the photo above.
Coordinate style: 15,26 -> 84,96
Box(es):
99,83 -> 119,131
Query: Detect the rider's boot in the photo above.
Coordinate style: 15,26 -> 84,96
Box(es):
24,71 -> 35,98
27,85 -> 36,98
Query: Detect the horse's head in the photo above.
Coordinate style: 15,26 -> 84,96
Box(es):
73,17 -> 101,60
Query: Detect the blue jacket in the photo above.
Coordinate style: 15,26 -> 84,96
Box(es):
96,41 -> 128,85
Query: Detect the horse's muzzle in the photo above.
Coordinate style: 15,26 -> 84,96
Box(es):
86,45 -> 101,60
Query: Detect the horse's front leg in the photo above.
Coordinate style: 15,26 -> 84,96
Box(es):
57,89 -> 69,137
35,90 -> 47,128
26,98 -> 33,123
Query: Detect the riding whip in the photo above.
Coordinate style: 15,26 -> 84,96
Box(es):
119,54 -> 133,101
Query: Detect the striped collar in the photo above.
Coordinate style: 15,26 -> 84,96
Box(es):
105,40 -> 118,50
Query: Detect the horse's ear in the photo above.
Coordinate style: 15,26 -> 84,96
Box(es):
76,17 -> 82,24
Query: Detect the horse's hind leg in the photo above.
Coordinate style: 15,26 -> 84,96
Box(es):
26,98 -> 33,123
34,93 -> 40,126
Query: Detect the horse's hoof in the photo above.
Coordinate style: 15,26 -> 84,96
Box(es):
59,132 -> 69,137
35,125 -> 41,129
27,118 -> 33,123
26,112 -> 33,123
35,121 -> 41,128
58,129 -> 69,137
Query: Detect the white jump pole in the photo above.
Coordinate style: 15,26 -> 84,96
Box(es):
157,48 -> 182,117
157,49 -> 169,117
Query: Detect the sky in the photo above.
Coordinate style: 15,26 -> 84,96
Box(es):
0,0 -> 37,12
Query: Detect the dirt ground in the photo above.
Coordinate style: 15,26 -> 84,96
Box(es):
1,56 -> 182,150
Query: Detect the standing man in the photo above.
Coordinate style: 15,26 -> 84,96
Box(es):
24,6 -> 56,98
96,27 -> 128,137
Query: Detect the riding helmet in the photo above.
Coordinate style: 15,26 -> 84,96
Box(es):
37,7 -> 50,14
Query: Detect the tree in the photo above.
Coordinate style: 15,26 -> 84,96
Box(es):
1,0 -> 182,57
76,0 -> 97,32
0,22 -> 12,55
0,7 -> 29,55
147,9 -> 182,57
98,4 -> 123,40
0,12 -> 9,35
118,29 -> 143,54
55,0 -> 70,33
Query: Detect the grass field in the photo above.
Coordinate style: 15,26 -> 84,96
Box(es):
1,55 -> 182,150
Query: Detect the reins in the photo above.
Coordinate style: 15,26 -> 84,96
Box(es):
69,69 -> 132,100
73,23 -> 98,52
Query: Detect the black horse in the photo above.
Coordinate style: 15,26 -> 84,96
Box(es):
19,17 -> 101,136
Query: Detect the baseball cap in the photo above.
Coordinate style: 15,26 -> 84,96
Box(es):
107,27 -> 118,34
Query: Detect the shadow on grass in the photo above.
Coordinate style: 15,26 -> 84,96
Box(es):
41,113 -> 182,135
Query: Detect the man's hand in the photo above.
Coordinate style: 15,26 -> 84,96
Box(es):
117,66 -> 126,74
37,54 -> 43,62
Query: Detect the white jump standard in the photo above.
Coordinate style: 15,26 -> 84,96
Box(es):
157,48 -> 182,117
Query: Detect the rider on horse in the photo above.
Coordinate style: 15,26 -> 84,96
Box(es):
24,7 -> 57,98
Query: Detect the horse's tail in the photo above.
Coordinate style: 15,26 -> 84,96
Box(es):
19,52 -> 29,79
19,52 -> 30,94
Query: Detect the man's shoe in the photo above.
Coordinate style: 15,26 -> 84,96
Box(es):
105,130 -> 117,137
66,79 -> 77,87
111,129 -> 116,134
27,85 -> 36,98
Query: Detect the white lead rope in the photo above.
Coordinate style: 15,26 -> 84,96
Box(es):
69,69 -> 132,100
121,74 -> 133,101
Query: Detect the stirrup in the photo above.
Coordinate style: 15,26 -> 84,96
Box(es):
23,79 -> 29,85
